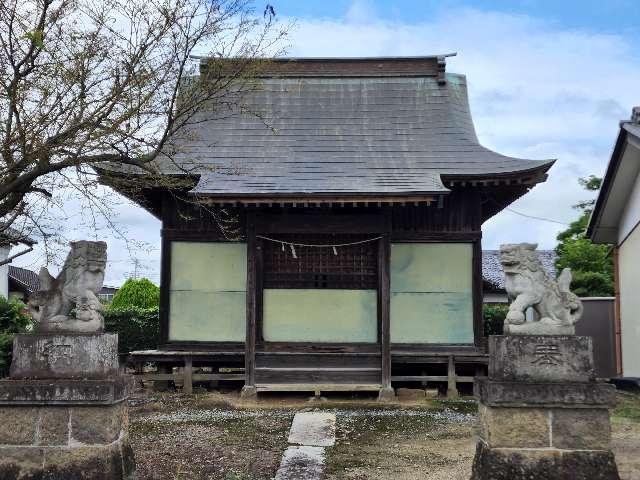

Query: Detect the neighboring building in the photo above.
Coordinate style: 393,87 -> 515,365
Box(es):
482,250 -> 557,303
0,228 -> 36,299
7,266 -> 41,301
98,286 -> 119,303
102,56 -> 554,395
8,265 -> 119,303
587,106 -> 640,378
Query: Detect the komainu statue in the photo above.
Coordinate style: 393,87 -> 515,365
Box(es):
28,241 -> 107,333
499,243 -> 583,335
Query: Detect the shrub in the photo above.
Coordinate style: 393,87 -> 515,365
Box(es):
103,307 -> 160,353
109,278 -> 159,310
0,296 -> 31,376
568,270 -> 614,297
483,303 -> 508,336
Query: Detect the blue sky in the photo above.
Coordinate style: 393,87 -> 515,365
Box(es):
12,0 -> 640,285
272,0 -> 640,38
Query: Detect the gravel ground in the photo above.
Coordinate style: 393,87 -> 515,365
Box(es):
128,390 -> 640,480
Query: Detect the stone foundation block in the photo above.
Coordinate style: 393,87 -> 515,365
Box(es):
479,405 -> 550,448
0,402 -> 127,447
37,407 -> 70,445
10,333 -> 119,379
396,388 -> 425,400
0,402 -> 134,479
470,441 -> 620,480
71,402 -> 128,444
551,408 -> 611,450
0,439 -> 135,480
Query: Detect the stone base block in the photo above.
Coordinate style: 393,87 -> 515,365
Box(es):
0,402 -> 135,479
474,377 -> 616,407
378,387 -> 397,402
488,335 -> 595,383
0,377 -> 130,405
470,441 -> 620,480
10,333 -> 119,379
478,404 -> 612,450
240,385 -> 257,400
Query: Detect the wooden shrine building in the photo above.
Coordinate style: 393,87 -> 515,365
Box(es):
107,56 -> 553,398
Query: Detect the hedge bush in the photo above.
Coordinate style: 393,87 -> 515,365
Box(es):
104,307 -> 160,353
483,303 -> 508,336
0,296 -> 31,377
109,278 -> 160,310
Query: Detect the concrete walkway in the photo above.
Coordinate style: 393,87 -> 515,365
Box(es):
275,412 -> 337,479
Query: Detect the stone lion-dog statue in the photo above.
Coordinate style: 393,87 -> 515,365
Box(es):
27,240 -> 107,333
499,243 -> 583,335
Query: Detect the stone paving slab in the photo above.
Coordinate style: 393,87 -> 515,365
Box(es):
288,412 -> 336,447
275,446 -> 325,480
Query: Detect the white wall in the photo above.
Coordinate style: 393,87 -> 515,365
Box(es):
0,246 -> 9,299
618,168 -> 640,244
619,224 -> 640,377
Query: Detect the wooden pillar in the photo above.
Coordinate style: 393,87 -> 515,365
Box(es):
241,211 -> 258,399
447,355 -> 459,399
378,211 -> 394,402
158,229 -> 172,346
183,355 -> 193,395
613,246 -> 623,375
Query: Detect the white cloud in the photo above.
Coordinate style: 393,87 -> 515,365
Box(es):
286,7 -> 639,249
11,6 -> 639,282
345,0 -> 378,24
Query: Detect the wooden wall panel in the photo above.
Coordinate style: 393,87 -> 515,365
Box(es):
168,242 -> 247,342
390,243 -> 474,344
262,289 -> 378,342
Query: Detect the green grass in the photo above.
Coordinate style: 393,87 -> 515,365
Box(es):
613,391 -> 640,421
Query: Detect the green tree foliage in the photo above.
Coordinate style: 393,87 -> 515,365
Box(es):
109,278 -> 160,310
483,303 -> 508,336
0,296 -> 31,376
555,176 -> 614,297
104,307 -> 159,353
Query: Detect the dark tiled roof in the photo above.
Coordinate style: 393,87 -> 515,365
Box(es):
146,57 -> 553,198
8,266 -> 40,292
8,266 -> 120,295
482,250 -> 557,291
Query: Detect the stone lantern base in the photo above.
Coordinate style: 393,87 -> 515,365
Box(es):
470,335 -> 620,480
0,334 -> 135,479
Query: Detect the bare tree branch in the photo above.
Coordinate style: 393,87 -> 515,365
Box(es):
0,0 -> 287,262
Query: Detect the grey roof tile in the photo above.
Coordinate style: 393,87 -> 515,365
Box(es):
150,61 -> 552,197
482,250 -> 557,291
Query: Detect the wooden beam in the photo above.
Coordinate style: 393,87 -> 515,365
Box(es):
202,195 -> 439,205
391,375 -> 475,383
140,373 -> 245,381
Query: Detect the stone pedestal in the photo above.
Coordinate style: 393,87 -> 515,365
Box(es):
0,334 -> 135,479
471,335 -> 620,480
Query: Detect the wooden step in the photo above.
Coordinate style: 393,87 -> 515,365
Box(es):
255,366 -> 381,384
255,352 -> 380,369
256,383 -> 382,393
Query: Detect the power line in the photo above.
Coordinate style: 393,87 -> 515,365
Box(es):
503,207 -> 570,226
486,196 -> 570,226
